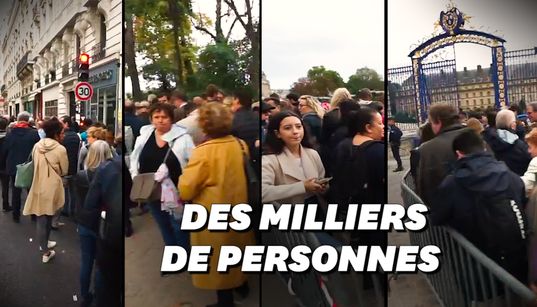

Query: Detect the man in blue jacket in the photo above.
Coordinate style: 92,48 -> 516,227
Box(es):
432,129 -> 528,283
388,117 -> 403,172
3,112 -> 40,223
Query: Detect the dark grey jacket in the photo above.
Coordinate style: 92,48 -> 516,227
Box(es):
417,124 -> 468,207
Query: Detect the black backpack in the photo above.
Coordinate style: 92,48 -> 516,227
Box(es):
472,194 -> 528,259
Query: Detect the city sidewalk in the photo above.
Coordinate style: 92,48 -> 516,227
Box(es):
387,156 -> 441,307
0,190 -> 81,306
125,211 -> 260,307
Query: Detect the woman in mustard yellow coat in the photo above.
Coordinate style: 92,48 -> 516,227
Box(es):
179,102 -> 255,307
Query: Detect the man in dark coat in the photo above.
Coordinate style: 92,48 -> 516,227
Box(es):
483,109 -> 531,176
3,112 -> 40,222
417,103 -> 467,207
170,90 -> 189,122
61,116 -> 81,217
124,100 -> 144,140
432,129 -> 527,283
0,117 -> 10,211
231,90 -> 260,174
286,92 -> 300,114
388,116 -> 404,172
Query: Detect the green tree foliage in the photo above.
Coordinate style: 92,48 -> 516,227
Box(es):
291,66 -> 344,96
129,0 -> 197,92
196,43 -> 246,93
128,0 -> 258,97
346,67 -> 384,93
290,77 -> 314,96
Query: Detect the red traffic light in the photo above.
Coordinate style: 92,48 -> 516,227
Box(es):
79,53 -> 90,64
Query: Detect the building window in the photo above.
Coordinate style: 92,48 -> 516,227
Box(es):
44,100 -> 57,117
100,14 -> 106,47
488,98 -> 491,104
76,35 -> 81,57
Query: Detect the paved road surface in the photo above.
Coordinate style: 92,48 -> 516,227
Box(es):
125,211 -> 261,307
387,156 -> 442,307
0,190 -> 81,306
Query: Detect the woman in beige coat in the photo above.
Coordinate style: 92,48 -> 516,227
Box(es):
262,111 -> 327,206
23,118 -> 68,263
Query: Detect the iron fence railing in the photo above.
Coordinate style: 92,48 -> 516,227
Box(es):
263,202 -> 385,307
401,171 -> 536,307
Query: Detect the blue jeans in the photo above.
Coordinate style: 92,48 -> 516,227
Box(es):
148,201 -> 189,249
79,225 -> 97,301
63,176 -> 76,216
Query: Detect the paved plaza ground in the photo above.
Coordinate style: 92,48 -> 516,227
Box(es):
387,155 -> 441,307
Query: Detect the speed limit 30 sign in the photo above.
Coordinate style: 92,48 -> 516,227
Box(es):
75,82 -> 94,101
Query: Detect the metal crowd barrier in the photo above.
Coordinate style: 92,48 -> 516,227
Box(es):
262,203 -> 385,307
401,170 -> 537,307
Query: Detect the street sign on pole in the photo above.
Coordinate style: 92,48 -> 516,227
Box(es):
75,82 -> 93,101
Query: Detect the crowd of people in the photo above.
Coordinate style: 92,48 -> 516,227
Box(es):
125,84 -> 258,307
0,112 -> 122,306
408,102 -> 537,296
261,88 -> 386,298
125,84 -> 387,306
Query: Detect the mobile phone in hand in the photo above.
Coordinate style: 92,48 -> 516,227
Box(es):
316,177 -> 333,184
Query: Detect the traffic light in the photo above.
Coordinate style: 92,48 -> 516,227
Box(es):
78,53 -> 90,81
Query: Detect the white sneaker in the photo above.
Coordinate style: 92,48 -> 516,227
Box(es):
39,241 -> 57,251
42,250 -> 56,263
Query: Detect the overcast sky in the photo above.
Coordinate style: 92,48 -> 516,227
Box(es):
262,0 -> 385,90
389,0 -> 537,70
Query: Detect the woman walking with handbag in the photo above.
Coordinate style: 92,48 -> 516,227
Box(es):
179,102 -> 255,307
129,103 -> 194,248
23,118 -> 68,263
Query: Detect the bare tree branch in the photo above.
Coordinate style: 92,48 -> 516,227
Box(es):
191,11 -> 219,42
245,0 -> 253,27
226,14 -> 246,41
193,24 -> 218,41
223,0 -> 248,30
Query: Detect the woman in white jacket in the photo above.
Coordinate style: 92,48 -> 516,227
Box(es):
523,128 -> 537,287
129,103 -> 194,248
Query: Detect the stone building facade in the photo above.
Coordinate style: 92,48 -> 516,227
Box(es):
0,0 -> 121,130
